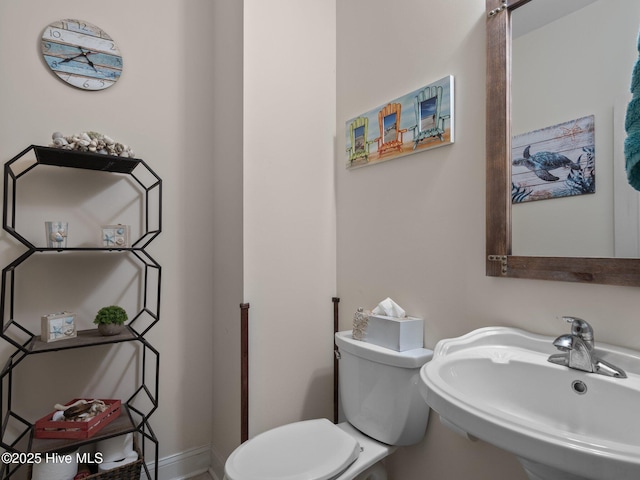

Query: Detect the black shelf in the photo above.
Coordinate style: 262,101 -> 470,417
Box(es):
16,145 -> 140,174
0,146 -> 161,479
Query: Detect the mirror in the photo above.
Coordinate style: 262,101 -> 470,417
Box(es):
512,0 -> 638,258
485,0 -> 640,285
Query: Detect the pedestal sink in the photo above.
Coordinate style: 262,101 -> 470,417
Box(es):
419,327 -> 640,480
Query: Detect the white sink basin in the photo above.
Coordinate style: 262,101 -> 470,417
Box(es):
420,327 -> 640,480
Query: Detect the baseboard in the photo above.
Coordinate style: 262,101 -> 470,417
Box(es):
143,444 -> 212,480
209,445 -> 227,480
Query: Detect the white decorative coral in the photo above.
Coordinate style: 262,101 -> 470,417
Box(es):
49,131 -> 135,158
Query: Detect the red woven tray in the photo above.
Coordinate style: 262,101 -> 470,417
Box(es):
34,399 -> 121,439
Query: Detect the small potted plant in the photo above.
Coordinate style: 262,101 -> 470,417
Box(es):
94,305 -> 128,336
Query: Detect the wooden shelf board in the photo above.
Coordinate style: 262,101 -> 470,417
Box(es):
29,328 -> 136,353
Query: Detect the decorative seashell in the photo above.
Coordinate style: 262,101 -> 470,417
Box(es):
49,131 -> 135,158
52,411 -> 65,421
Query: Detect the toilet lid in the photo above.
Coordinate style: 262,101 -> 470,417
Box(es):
225,419 -> 360,480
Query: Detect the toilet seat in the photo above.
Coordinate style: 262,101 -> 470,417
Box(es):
225,418 -> 361,480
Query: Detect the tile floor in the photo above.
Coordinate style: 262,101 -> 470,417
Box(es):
189,473 -> 213,480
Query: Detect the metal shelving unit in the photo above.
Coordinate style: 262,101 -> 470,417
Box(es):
0,146 -> 162,479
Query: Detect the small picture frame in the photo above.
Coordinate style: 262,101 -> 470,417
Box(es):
102,224 -> 130,248
45,221 -> 68,248
41,311 -> 76,343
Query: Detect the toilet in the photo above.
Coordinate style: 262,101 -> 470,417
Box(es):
224,330 -> 433,480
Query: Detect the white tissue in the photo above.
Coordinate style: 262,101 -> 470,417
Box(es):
371,297 -> 406,318
97,433 -> 134,462
32,450 -> 77,480
98,452 -> 138,473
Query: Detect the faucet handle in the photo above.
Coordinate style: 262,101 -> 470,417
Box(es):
562,316 -> 594,344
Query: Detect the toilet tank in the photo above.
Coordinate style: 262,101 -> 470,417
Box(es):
335,330 -> 433,446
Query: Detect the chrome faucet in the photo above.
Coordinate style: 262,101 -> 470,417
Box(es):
547,316 -> 627,378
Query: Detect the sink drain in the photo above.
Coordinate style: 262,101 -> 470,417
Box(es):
571,380 -> 587,394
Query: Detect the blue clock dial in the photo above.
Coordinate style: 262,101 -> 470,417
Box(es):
41,19 -> 123,91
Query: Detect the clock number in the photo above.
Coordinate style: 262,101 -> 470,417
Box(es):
49,29 -> 62,39
43,42 -> 52,51
51,60 -> 59,68
110,43 -> 117,51
83,79 -> 106,89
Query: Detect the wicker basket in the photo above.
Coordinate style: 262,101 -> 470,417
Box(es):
28,446 -> 142,480
82,444 -> 143,480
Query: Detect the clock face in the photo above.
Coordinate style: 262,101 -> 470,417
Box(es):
41,19 -> 123,91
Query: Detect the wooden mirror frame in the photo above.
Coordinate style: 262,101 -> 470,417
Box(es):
485,0 -> 640,286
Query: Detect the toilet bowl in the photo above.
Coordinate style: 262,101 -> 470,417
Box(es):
225,419 -> 393,480
224,331 -> 433,480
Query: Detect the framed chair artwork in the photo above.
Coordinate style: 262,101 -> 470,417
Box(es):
345,75 -> 454,169
375,103 -> 407,158
346,117 -> 372,167
410,85 -> 450,150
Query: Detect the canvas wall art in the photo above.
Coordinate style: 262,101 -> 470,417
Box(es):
345,75 -> 454,169
511,115 -> 595,203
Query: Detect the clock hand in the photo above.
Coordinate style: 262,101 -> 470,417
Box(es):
83,53 -> 98,72
60,52 -> 85,63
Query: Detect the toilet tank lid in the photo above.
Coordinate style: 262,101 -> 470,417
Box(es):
335,330 -> 433,368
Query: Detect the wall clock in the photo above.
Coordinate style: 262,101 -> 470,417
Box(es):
41,19 -> 123,91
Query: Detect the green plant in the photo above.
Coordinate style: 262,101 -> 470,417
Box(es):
94,305 -> 128,325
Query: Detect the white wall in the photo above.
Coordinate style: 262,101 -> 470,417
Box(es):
243,0 -> 337,438
0,0 -> 217,474
336,1 -> 640,479
0,1 -> 337,478
211,0 -> 244,471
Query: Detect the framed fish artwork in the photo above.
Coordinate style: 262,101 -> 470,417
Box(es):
511,115 -> 595,203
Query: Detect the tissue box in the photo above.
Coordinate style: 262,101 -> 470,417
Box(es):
364,315 -> 424,351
